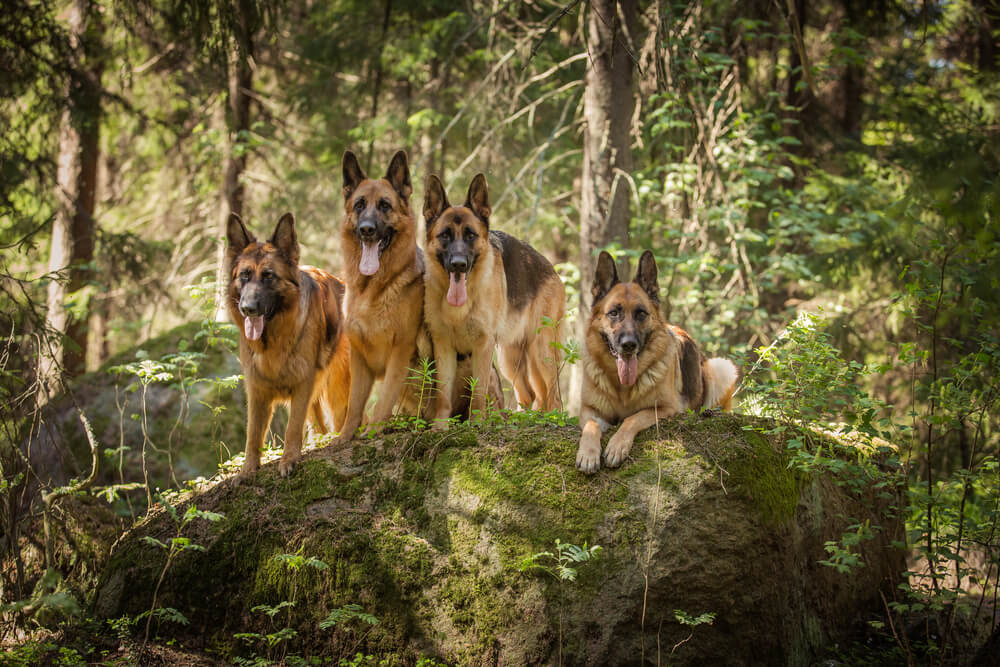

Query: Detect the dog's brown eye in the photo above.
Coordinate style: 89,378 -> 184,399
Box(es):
378,198 -> 391,212
262,270 -> 275,281
635,309 -> 647,321
354,198 -> 366,212
463,229 -> 477,242
438,229 -> 453,243
607,307 -> 621,320
239,270 -> 250,282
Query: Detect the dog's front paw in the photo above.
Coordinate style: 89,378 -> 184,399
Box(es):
576,441 -> 602,474
233,459 -> 260,484
278,453 -> 301,477
604,431 -> 634,468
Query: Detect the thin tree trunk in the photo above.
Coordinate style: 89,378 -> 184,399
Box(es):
214,20 -> 255,318
366,0 -> 393,166
40,0 -> 103,397
579,0 -> 637,315
839,0 -> 864,138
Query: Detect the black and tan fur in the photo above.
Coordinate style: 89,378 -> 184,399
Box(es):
226,213 -> 351,479
576,250 -> 738,473
423,173 -> 566,424
333,150 -> 428,443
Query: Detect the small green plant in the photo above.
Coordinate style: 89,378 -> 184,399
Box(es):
539,312 -> 578,412
519,539 -> 603,582
139,498 -> 223,648
671,609 -> 716,655
319,603 -> 379,630
235,549 -> 331,664
520,540 -> 602,666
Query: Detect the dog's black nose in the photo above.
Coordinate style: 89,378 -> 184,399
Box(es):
448,256 -> 468,273
619,334 -> 638,355
240,299 -> 262,317
357,219 -> 376,239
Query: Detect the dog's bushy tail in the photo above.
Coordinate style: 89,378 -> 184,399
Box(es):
702,357 -> 738,410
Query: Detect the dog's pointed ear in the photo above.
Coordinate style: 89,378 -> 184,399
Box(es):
269,213 -> 299,265
342,151 -> 366,201
634,250 -> 659,304
226,213 -> 255,271
464,173 -> 491,227
423,175 -> 449,235
226,213 -> 254,252
385,150 -> 413,201
592,251 -> 619,307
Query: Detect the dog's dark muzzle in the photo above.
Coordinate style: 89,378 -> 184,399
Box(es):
616,330 -> 640,357
444,240 -> 476,275
357,215 -> 379,242
238,283 -> 275,319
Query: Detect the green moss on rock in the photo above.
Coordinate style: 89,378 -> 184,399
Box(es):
93,412 -> 904,666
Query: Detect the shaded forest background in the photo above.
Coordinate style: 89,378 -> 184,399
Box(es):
1,0 -> 999,663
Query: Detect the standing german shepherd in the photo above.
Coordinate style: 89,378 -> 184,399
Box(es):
423,173 -> 566,424
226,213 -> 351,478
576,250 -> 738,473
333,150 -> 426,443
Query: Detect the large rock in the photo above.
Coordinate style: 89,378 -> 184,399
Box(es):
93,413 -> 904,665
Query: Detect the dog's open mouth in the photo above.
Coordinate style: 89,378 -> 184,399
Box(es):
244,315 -> 265,341
359,230 -> 395,276
603,333 -> 639,387
616,355 -> 638,387
447,272 -> 467,307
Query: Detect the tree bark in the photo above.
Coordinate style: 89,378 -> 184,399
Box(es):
214,12 -> 255,318
579,0 -> 637,317
39,0 -> 103,397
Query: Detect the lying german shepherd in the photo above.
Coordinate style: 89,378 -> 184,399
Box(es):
576,250 -> 737,473
423,173 -> 566,424
226,213 -> 351,478
333,150 -> 427,443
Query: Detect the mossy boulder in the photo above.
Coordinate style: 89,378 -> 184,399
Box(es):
93,413 -> 905,665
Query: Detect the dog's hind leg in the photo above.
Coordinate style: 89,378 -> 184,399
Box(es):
498,342 -> 535,409
308,399 -> 330,435
526,339 -> 559,412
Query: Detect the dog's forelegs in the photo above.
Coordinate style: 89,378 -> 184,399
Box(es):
432,340 -> 458,430
604,408 -> 659,468
576,405 -> 605,474
279,381 -> 313,477
368,341 -> 415,428
334,349 -> 375,446
239,388 -> 274,481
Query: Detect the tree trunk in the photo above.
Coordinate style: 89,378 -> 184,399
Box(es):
39,0 -> 103,397
579,0 -> 637,316
214,17 -> 255,318
839,0 -> 864,138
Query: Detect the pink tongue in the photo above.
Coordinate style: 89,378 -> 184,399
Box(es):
617,356 -> 638,387
245,315 -> 264,341
359,242 -> 380,276
447,272 -> 467,307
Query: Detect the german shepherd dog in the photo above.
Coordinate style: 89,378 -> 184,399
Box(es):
423,173 -> 566,424
333,150 -> 427,444
576,250 -> 738,473
226,213 -> 351,478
